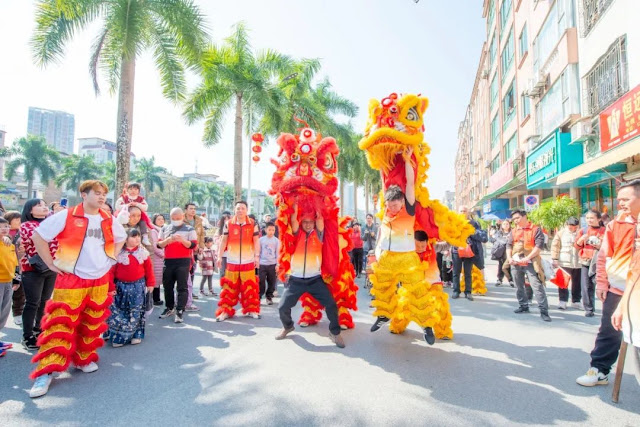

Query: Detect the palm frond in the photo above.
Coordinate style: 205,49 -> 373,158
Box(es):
150,22 -> 186,102
89,26 -> 109,95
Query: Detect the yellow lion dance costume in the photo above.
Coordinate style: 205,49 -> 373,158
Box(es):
460,265 -> 488,295
359,93 -> 474,342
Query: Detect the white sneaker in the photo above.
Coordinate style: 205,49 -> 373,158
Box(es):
299,322 -> 309,327
76,362 -> 99,373
340,324 -> 348,330
572,302 -> 583,310
558,301 -> 567,310
576,367 -> 609,387
14,316 -> 22,326
130,338 -> 142,345
29,374 -> 52,398
248,312 -> 261,319
216,312 -> 229,322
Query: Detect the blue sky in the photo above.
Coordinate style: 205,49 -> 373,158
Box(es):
0,0 -> 485,201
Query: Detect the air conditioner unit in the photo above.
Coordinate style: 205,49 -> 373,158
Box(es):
570,120 -> 595,143
525,78 -> 542,98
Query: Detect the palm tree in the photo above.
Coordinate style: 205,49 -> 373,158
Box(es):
221,185 -> 235,211
101,161 -> 117,191
32,0 -> 208,196
204,182 -> 222,214
55,154 -> 104,191
0,135 -> 61,198
131,156 -> 167,194
183,180 -> 205,205
183,23 -> 292,202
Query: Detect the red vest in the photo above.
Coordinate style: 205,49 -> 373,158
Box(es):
54,203 -> 115,274
511,224 -> 540,251
291,229 -> 323,278
226,216 -> 256,265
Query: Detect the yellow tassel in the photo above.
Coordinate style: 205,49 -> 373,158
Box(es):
460,265 -> 487,295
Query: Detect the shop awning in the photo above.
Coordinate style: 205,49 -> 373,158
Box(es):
556,140 -> 640,185
473,175 -> 525,210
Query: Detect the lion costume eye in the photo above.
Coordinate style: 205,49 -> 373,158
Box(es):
291,153 -> 300,162
323,155 -> 334,170
406,107 -> 419,122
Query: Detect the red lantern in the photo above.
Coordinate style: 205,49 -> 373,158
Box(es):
252,133 -> 264,143
252,155 -> 260,162
252,145 -> 262,153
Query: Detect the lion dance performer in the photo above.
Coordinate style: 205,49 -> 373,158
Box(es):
269,126 -> 358,330
29,180 -> 127,398
359,93 -> 475,344
215,200 -> 261,322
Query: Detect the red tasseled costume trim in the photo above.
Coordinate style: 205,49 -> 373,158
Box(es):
36,330 -> 75,347
299,293 -> 323,325
30,362 -> 71,380
72,351 -> 99,367
31,341 -> 77,365
77,322 -> 108,338
39,313 -> 80,331
338,311 -> 355,329
240,278 -> 260,314
43,294 -> 113,316
76,335 -> 105,353
216,276 -> 238,317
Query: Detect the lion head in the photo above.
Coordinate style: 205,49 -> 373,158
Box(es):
358,93 -> 429,174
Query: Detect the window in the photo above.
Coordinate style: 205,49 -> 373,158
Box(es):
504,133 -> 517,160
580,0 -> 614,37
533,0 -> 576,75
519,24 -> 528,59
491,114 -> 500,148
503,80 -> 516,129
488,0 -> 496,32
536,65 -> 580,137
500,0 -> 512,32
521,92 -> 531,119
491,154 -> 501,174
490,75 -> 499,109
583,36 -> 629,115
490,35 -> 497,69
501,29 -> 515,79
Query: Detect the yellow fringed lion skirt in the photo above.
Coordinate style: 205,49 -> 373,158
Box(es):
370,251 -> 453,339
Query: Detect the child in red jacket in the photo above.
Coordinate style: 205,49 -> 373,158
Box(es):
107,228 -> 155,347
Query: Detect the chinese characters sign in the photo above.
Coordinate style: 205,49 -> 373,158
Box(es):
600,84 -> 640,152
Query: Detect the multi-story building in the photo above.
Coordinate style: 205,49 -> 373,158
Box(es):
442,190 -> 456,210
27,107 -> 75,154
554,0 -> 640,215
456,0 -> 633,218
78,137 -> 135,167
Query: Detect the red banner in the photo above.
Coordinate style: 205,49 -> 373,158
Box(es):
599,84 -> 640,152
488,159 -> 513,194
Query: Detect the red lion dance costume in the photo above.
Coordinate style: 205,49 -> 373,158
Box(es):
269,126 -> 358,329
359,93 -> 474,340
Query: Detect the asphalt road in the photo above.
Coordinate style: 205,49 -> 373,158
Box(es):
1,257 -> 639,426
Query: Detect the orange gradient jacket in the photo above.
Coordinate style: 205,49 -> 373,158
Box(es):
596,213 -> 637,295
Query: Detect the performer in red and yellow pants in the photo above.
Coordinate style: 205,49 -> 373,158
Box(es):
216,263 -> 260,318
31,273 -> 112,378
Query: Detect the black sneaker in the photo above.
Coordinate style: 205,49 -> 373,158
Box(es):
540,311 -> 552,322
370,316 -> 390,332
509,281 -> 515,288
424,327 -> 435,345
465,294 -> 474,301
495,281 -> 502,287
153,300 -> 164,306
585,311 -> 595,318
174,310 -> 184,323
33,327 -> 43,338
159,308 -> 175,319
452,292 -> 460,299
22,335 -> 39,351
514,306 -> 530,314
267,298 -> 273,305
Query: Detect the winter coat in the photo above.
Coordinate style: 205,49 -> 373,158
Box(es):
551,227 -> 581,269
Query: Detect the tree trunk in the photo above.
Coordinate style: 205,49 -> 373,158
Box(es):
364,180 -> 370,217
27,179 -> 33,200
353,182 -> 358,220
339,179 -> 344,216
115,57 -> 136,197
233,93 -> 243,203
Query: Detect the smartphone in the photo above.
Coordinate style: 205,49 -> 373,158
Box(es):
60,198 -> 68,208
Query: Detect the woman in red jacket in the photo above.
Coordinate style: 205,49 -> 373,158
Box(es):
574,209 -> 605,317
107,229 -> 155,347
350,223 -> 364,277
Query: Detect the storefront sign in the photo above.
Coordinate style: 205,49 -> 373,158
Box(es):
488,159 -> 514,194
526,130 -> 582,189
600,83 -> 640,152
